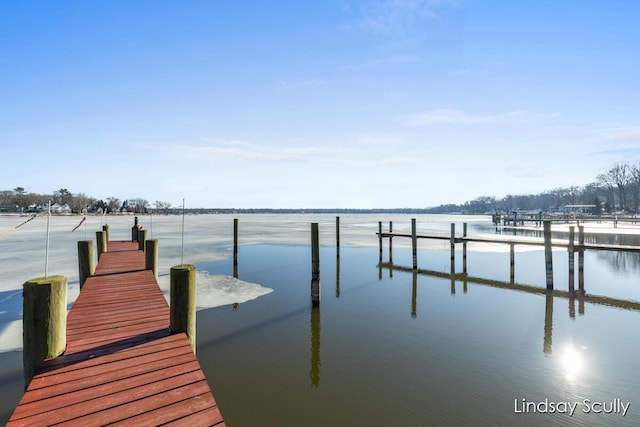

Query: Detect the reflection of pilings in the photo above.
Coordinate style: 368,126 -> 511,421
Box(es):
450,223 -> 455,274
411,271 -> 417,318
569,294 -> 576,319
543,220 -> 554,290
336,255 -> 341,297
310,306 -> 321,387
311,223 -> 320,307
450,276 -> 455,295
377,261 -> 640,313
568,226 -> 575,292
544,291 -> 553,354
510,243 -> 515,284
411,218 -> 417,270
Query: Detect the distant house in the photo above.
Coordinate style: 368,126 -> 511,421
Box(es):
50,203 -> 72,214
0,203 -> 21,213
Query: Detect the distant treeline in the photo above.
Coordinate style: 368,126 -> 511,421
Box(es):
2,161 -> 639,215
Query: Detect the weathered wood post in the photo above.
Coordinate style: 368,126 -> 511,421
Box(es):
578,225 -> 585,294
145,239 -> 158,278
170,264 -> 196,354
389,221 -> 393,264
378,221 -> 383,263
450,223 -> 455,274
411,218 -> 417,270
96,230 -> 107,260
509,243 -> 515,283
233,218 -> 238,268
543,220 -> 554,290
23,275 -> 67,388
132,216 -> 139,242
138,228 -> 147,251
568,226 -> 575,293
102,224 -> 110,242
462,222 -> 467,274
311,223 -> 320,307
77,240 -> 95,289
336,216 -> 340,259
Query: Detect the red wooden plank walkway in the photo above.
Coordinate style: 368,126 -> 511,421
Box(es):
8,241 -> 225,426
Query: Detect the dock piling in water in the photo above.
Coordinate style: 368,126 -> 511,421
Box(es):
233,218 -> 238,267
450,223 -> 455,274
311,222 -> 320,307
543,220 -> 554,290
411,218 -> 417,270
96,230 -> 107,260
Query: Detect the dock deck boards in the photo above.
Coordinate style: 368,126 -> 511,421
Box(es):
8,241 -> 225,426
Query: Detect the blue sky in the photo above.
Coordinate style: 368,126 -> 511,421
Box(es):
2,0 -> 639,208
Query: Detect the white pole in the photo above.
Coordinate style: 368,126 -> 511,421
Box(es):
45,200 -> 51,278
150,209 -> 153,239
181,198 -> 185,265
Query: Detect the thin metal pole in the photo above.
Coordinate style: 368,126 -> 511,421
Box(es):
45,200 -> 51,278
181,198 -> 185,265
150,209 -> 153,239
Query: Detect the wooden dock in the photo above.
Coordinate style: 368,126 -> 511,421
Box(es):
8,241 -> 225,426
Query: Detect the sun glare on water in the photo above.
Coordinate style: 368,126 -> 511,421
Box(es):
561,345 -> 587,381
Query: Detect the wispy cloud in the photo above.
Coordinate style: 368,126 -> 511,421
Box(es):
400,109 -> 557,127
162,139 -> 349,162
378,156 -> 416,165
347,0 -> 454,37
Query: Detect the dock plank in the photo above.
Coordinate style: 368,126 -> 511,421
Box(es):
8,239 -> 225,426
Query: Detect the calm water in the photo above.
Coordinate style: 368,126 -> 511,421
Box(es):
196,243 -> 640,426
1,215 -> 639,425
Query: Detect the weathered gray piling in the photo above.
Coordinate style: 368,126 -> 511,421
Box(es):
311,223 -> 320,307
170,264 -> 196,354
389,221 -> 393,264
462,223 -> 467,274
378,221 -> 383,263
23,275 -> 67,388
450,223 -> 455,274
336,216 -> 340,259
568,226 -> 575,292
411,218 -> 417,270
510,243 -> 515,283
145,239 -> 158,278
543,220 -> 553,290
578,225 -> 585,294
138,228 -> 147,251
233,218 -> 238,267
77,240 -> 95,288
96,230 -> 107,260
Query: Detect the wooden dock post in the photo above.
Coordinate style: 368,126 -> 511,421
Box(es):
170,264 -> 196,354
543,220 -> 554,290
77,240 -> 95,288
23,275 -> 67,388
102,224 -> 110,242
578,225 -> 585,294
336,216 -> 340,259
378,221 -> 383,263
138,228 -> 147,251
389,221 -> 393,264
233,218 -> 238,267
132,216 -> 139,242
311,223 -> 321,307
450,223 -> 455,274
568,226 -> 575,292
411,218 -> 417,270
510,243 -> 515,283
96,230 -> 107,260
462,223 -> 467,274
145,239 -> 158,278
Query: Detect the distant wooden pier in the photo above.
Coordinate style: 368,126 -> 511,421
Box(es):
8,240 -> 225,426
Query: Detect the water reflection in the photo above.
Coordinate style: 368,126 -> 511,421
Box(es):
335,254 -> 341,297
544,292 -> 553,354
310,306 -> 321,387
411,272 -> 417,318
